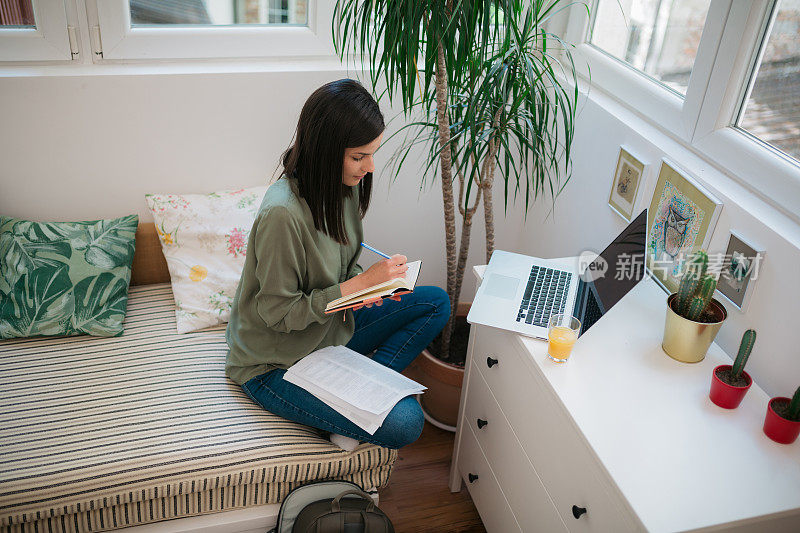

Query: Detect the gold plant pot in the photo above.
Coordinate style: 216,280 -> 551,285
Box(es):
662,293 -> 727,363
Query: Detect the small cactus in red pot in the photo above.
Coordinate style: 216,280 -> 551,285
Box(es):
709,329 -> 755,409
763,386 -> 800,444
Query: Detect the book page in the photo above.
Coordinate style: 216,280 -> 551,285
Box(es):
326,260 -> 422,310
403,260 -> 421,288
284,345 -> 426,415
282,373 -> 394,434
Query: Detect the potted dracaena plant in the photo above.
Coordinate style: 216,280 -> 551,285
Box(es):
709,329 -> 755,409
662,250 -> 728,363
763,386 -> 800,445
332,1 -> 580,429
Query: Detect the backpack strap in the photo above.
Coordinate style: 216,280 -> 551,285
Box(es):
330,489 -> 376,513
314,505 -> 370,533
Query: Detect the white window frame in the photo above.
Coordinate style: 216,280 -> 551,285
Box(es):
89,0 -> 334,61
564,0 -> 728,142
564,0 -> 800,222
692,0 -> 800,219
0,0 -> 71,61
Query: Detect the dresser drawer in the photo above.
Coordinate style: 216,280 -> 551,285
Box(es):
457,420 -> 522,533
462,364 -> 568,532
471,326 -> 639,532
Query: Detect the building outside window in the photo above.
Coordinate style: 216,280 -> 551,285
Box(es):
130,0 -> 308,26
0,0 -> 34,27
589,0 -> 712,96
737,0 -> 800,162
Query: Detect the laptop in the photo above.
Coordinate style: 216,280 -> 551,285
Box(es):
467,209 -> 647,339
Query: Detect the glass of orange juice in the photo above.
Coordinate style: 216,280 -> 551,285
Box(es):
547,314 -> 581,363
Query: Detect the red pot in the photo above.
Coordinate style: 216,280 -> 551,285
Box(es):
763,397 -> 800,445
709,365 -> 752,409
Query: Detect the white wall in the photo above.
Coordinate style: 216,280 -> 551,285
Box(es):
0,65 -> 521,303
1,62 -> 798,397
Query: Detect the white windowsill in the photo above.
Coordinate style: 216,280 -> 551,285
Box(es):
0,55 -> 361,77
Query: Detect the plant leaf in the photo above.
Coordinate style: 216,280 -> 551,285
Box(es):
71,273 -> 128,335
0,266 -> 74,338
74,215 -> 138,269
16,220 -> 88,242
0,221 -> 73,294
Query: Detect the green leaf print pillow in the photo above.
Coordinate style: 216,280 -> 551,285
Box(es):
0,214 -> 138,339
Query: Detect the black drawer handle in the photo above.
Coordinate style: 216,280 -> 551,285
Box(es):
486,356 -> 498,368
476,418 -> 488,429
468,473 -> 479,483
572,505 -> 587,519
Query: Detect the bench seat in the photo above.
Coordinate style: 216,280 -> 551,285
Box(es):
0,284 -> 397,533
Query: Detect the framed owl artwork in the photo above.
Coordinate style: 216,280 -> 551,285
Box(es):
608,147 -> 646,221
646,160 -> 722,293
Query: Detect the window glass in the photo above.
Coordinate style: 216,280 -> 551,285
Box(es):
737,0 -> 800,162
131,0 -> 308,26
589,0 -> 712,95
0,0 -> 34,27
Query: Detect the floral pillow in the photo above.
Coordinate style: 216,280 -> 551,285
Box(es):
145,186 -> 267,333
0,215 -> 138,338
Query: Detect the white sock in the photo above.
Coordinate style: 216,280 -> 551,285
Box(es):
329,433 -> 360,452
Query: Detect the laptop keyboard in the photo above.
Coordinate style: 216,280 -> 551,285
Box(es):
517,265 -> 572,327
581,286 -> 603,334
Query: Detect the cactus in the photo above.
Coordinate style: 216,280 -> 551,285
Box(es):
686,250 -> 709,283
676,270 -> 700,315
788,387 -> 800,422
696,274 -> 717,310
692,250 -> 709,279
731,329 -> 756,380
675,251 -> 708,314
686,296 -> 707,321
673,250 -> 723,322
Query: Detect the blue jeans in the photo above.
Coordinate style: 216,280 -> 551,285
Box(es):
241,286 -> 450,449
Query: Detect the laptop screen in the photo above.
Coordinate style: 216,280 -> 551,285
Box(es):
577,209 -> 647,334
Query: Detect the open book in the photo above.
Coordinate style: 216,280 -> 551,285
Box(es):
283,345 -> 426,435
325,260 -> 422,314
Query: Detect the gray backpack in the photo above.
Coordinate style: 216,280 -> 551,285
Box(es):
269,480 -> 394,533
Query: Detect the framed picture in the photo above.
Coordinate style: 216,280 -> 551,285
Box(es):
716,231 -> 765,312
646,160 -> 722,293
608,147 -> 646,222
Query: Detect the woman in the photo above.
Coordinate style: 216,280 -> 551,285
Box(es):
225,79 -> 450,450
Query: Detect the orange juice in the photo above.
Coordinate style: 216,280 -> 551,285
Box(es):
548,326 -> 578,362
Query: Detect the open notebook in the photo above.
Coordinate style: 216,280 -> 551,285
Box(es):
325,260 -> 422,314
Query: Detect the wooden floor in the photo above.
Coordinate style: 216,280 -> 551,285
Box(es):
378,422 -> 487,532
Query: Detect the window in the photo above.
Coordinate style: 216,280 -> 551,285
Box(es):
91,0 -> 331,60
589,0 -> 712,96
0,0 -> 71,61
736,0 -> 800,162
129,0 -> 309,26
566,0 -> 800,222
1,0 -> 35,27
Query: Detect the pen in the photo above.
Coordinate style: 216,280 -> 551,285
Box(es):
360,242 -> 392,260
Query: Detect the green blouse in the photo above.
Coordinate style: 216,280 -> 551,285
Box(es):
225,176 -> 363,385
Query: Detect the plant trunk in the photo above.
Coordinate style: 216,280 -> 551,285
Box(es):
452,212 -> 474,336
434,41 -> 458,359
484,177 -> 495,264
483,108 -> 502,263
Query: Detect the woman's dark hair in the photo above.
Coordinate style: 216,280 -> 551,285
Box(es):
281,78 -> 384,244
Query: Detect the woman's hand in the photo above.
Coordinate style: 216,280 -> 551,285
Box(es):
352,294 -> 404,311
361,255 -> 408,286
338,255 -> 408,299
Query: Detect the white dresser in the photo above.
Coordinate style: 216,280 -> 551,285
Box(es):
449,261 -> 800,532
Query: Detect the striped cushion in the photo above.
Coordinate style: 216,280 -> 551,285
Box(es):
0,284 -> 397,533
